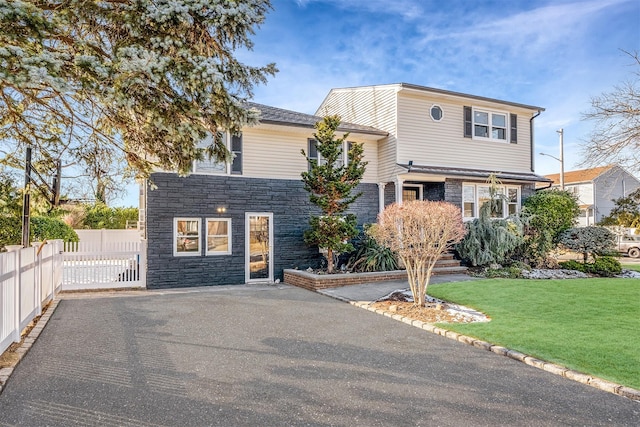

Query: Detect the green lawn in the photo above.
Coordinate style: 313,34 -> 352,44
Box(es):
428,278 -> 640,389
622,263 -> 640,272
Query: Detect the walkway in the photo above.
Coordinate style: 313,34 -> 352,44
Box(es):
0,284 -> 638,426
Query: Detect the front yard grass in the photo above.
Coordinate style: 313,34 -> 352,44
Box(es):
428,278 -> 640,390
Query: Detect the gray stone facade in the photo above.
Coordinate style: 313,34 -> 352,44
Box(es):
145,173 -> 379,289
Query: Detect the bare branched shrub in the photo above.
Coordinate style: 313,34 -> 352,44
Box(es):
369,201 -> 466,307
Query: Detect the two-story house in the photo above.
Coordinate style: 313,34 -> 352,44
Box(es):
143,84 -> 550,289
544,165 -> 640,226
317,84 -> 550,220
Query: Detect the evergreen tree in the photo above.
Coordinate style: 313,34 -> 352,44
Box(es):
0,0 -> 277,178
301,115 -> 367,273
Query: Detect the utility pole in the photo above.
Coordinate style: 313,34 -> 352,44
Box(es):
557,128 -> 565,190
21,146 -> 32,248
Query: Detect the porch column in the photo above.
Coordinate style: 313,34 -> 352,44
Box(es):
377,182 -> 387,213
396,177 -> 404,205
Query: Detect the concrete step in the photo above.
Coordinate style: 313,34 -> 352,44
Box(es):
434,258 -> 462,267
432,265 -> 468,276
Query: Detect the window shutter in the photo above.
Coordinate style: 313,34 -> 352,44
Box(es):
307,139 -> 317,172
231,133 -> 242,174
463,106 -> 472,138
510,114 -> 517,144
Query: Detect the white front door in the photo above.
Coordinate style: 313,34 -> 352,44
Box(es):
245,213 -> 273,283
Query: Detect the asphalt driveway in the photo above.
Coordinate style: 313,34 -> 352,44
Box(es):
0,284 -> 638,426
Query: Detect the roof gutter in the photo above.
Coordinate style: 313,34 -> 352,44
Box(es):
530,110 -> 543,172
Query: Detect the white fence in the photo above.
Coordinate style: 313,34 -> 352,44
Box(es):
63,240 -> 146,290
0,240 -> 63,355
74,229 -> 141,248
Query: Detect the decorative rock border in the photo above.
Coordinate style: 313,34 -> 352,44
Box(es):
350,300 -> 640,402
0,300 -> 60,395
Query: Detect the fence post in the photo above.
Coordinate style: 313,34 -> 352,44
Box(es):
32,242 -> 43,316
140,240 -> 147,289
6,245 -> 22,344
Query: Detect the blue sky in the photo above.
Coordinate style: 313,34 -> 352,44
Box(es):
119,0 -> 639,206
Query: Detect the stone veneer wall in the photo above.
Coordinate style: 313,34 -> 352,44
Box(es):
145,173 -> 379,289
384,181 -> 396,207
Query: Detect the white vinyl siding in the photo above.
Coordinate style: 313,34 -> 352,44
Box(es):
318,86 -> 398,182
240,127 -> 379,183
396,93 -> 533,173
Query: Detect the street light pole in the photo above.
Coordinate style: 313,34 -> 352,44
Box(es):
540,129 -> 565,190
557,128 -> 564,190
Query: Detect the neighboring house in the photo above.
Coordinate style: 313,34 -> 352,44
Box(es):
544,165 -> 640,226
143,84 -> 550,289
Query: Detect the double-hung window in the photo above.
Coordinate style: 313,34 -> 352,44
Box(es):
474,110 -> 507,141
462,184 -> 520,220
206,218 -> 232,255
174,218 -> 201,256
464,107 -> 517,143
194,132 -> 243,175
307,139 -> 352,171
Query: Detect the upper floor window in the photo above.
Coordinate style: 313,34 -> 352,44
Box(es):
193,132 -> 243,175
307,139 -> 353,171
430,105 -> 443,121
464,106 -> 517,143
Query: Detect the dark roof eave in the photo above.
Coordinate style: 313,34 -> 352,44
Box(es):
245,101 -> 388,136
399,83 -> 545,112
398,163 -> 553,183
258,118 -> 388,136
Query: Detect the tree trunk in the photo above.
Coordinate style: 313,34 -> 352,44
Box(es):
327,247 -> 334,273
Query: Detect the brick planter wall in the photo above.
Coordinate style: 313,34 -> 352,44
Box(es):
284,269 -> 408,291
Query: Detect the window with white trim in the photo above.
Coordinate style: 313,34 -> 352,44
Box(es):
307,139 -> 353,171
430,105 -> 443,121
206,218 -> 232,255
464,107 -> 517,143
462,184 -> 521,219
174,218 -> 201,256
474,110 -> 507,141
193,132 -> 243,175
463,185 -> 476,218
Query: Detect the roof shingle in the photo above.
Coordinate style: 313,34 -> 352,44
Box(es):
245,102 -> 387,136
545,165 -> 614,185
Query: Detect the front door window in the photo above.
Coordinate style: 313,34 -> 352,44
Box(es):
246,213 -> 273,282
402,186 -> 421,202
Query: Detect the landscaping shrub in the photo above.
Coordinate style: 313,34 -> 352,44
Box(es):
83,203 -> 139,229
346,230 -> 398,272
559,260 -> 588,273
590,256 -> 622,277
519,189 -> 580,265
457,202 -> 523,267
559,257 -> 622,277
482,265 -> 524,279
31,216 -> 79,243
558,226 -> 616,262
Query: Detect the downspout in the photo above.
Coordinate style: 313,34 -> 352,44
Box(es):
530,110 -> 542,173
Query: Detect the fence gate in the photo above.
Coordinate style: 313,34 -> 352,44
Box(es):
63,240 -> 146,291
